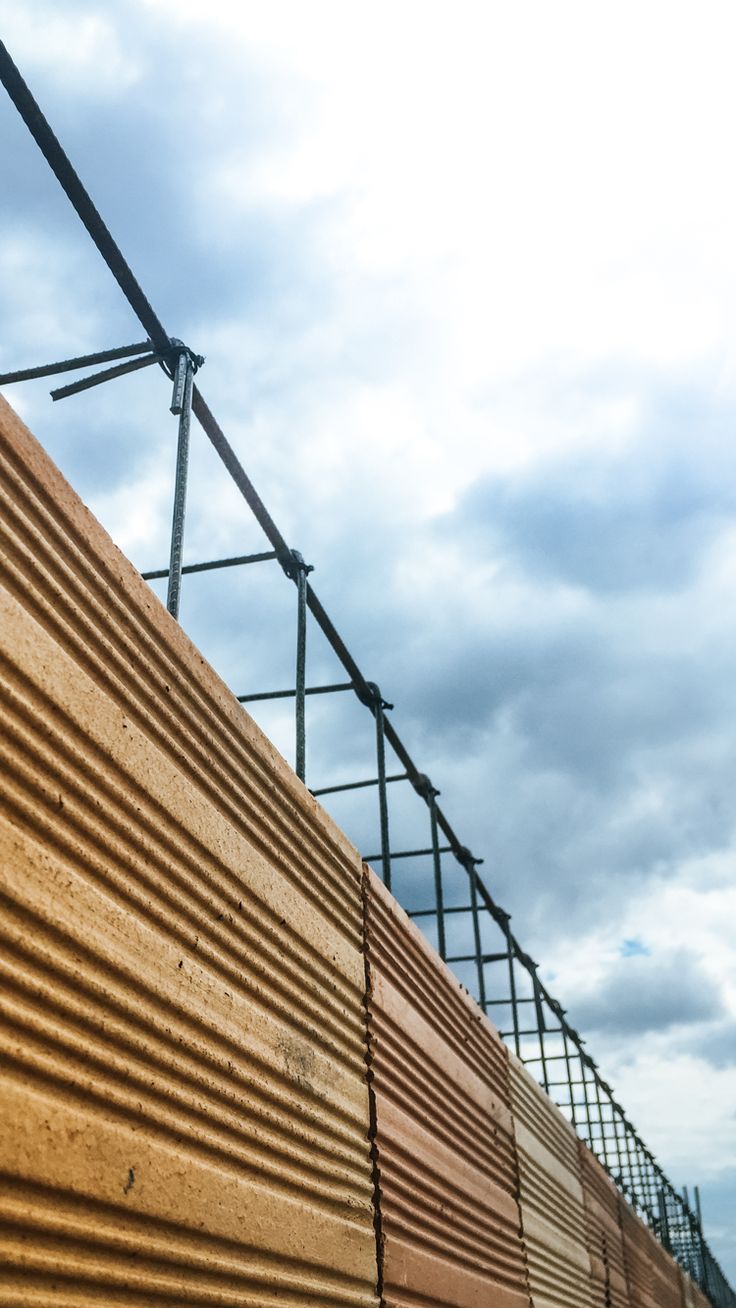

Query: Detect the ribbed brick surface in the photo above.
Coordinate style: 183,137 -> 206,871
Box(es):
510,1058 -> 594,1308
681,1269 -> 712,1308
650,1228 -> 687,1308
577,1142 -> 631,1308
364,867 -> 532,1308
620,1204 -> 658,1308
0,395 -> 379,1306
681,1269 -> 696,1308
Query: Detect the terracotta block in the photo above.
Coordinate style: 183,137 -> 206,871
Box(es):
619,1203 -> 660,1308
680,1269 -> 712,1308
620,1200 -> 692,1308
0,395 -> 379,1305
649,1226 -> 687,1308
680,1268 -> 697,1308
364,867 -> 532,1308
577,1142 -> 631,1308
509,1056 -> 595,1308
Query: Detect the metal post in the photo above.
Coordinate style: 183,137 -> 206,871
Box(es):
293,551 -> 309,783
694,1184 -> 703,1227
620,1119 -> 638,1207
560,1024 -> 577,1129
658,1188 -> 672,1252
467,860 -> 487,1010
610,1109 -> 627,1193
533,970 -> 549,1093
590,1063 -> 607,1168
429,792 -> 446,960
369,684 -> 392,891
166,355 -> 193,619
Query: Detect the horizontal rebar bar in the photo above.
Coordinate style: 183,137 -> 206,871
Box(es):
51,351 -> 160,400
142,549 -> 279,581
362,844 -> 453,862
310,773 -> 407,798
0,340 -> 153,386
238,682 -> 354,704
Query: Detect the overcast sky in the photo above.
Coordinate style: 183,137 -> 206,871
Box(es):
1,0 -> 734,1276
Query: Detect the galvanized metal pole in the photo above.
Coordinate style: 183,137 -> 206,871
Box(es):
166,356 -> 193,619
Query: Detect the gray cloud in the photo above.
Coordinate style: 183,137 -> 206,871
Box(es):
568,949 -> 724,1038
694,1018 -> 736,1072
1,4 -> 735,1277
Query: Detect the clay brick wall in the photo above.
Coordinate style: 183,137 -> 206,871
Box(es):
578,1140 -> 631,1308
0,395 -> 379,1306
681,1270 -> 714,1308
510,1057 -> 595,1308
363,867 -> 532,1308
0,394 -> 712,1308
620,1202 -> 660,1308
651,1229 -> 690,1308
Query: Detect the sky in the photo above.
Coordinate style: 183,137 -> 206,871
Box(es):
0,0 -> 734,1276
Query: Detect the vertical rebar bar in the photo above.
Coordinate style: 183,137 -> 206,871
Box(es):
295,555 -> 308,782
506,926 -> 521,1060
429,794 -> 446,959
370,685 -> 391,891
533,971 -> 549,1093
560,1024 -> 577,1129
611,1109 -> 627,1192
166,356 -> 193,619
468,863 -> 487,1010
619,1118 -> 636,1204
658,1188 -> 672,1252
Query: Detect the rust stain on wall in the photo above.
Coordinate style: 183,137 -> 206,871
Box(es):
0,396 -> 379,1305
578,1142 -> 631,1308
364,867 -> 532,1308
510,1057 -> 594,1308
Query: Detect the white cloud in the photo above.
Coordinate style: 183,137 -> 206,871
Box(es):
0,4 -> 142,94
3,0 -> 736,1274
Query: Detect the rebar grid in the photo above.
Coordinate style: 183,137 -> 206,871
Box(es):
0,40 -> 732,1308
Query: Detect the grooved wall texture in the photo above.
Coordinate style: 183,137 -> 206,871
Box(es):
0,395 -> 379,1306
650,1227 -> 690,1308
620,1204 -> 659,1308
620,1202 -> 687,1308
363,866 -> 532,1308
578,1142 -> 631,1308
682,1272 -> 697,1308
681,1269 -> 712,1308
510,1057 -> 594,1308
0,396 -> 716,1308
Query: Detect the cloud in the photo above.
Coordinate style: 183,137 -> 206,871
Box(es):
694,1018 -> 736,1072
2,0 -> 736,1277
457,407 -> 736,596
570,949 -> 724,1038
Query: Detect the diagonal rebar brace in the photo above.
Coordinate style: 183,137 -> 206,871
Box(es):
0,42 -> 170,352
51,351 -> 161,400
0,340 -> 153,387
